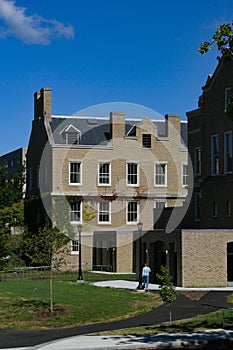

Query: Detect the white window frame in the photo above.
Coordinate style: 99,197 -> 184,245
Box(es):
194,147 -> 201,175
70,201 -> 82,223
98,162 -> 111,186
182,163 -> 188,187
154,200 -> 166,209
211,135 -> 220,175
126,201 -> 139,224
69,162 -> 82,185
126,162 -> 139,187
71,239 -> 79,255
98,201 -> 111,224
154,163 -> 167,187
224,131 -> 232,174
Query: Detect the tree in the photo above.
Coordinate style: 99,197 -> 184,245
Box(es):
198,22 -> 233,121
0,162 -> 25,209
156,266 -> 177,325
23,225 -> 70,312
198,22 -> 233,61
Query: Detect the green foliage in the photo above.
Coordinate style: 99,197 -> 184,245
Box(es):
23,225 -> 70,268
198,22 -> 233,61
0,162 -> 25,209
156,266 -> 177,324
156,266 -> 177,304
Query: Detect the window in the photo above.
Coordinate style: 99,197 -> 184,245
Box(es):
142,134 -> 151,148
226,201 -> 232,217
71,240 -> 79,254
182,164 -> 188,186
69,162 -> 81,185
154,163 -> 167,187
213,201 -> 218,218
194,193 -> 200,222
194,147 -> 201,175
127,201 -> 138,223
127,163 -> 139,186
154,201 -> 166,209
98,201 -> 111,223
225,87 -> 232,111
98,162 -> 111,185
70,201 -> 81,222
224,132 -> 232,173
61,125 -> 80,145
211,135 -> 220,175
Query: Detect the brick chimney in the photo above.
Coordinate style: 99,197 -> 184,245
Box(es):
34,88 -> 52,121
110,112 -> 126,140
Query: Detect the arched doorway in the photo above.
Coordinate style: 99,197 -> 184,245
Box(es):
227,242 -> 233,284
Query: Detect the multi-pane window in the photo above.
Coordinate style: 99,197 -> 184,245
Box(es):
182,164 -> 188,186
142,134 -> 151,148
127,201 -> 138,223
154,163 -> 167,186
127,163 -> 139,186
69,162 -> 81,185
70,201 -> 81,222
194,147 -> 201,175
224,131 -> 232,173
71,240 -> 79,254
154,201 -> 166,209
98,162 -> 111,185
98,201 -> 111,223
211,135 -> 220,175
194,192 -> 200,222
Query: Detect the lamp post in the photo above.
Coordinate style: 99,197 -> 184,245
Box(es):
77,223 -> 83,281
137,221 -> 144,290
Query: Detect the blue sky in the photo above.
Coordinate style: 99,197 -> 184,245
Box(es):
0,0 -> 232,154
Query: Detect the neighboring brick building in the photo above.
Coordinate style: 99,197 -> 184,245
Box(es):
183,55 -> 233,287
0,147 -> 27,195
151,56 -> 233,287
25,87 -> 188,273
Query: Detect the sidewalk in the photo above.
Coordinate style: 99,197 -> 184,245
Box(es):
3,330 -> 233,350
1,281 -> 233,350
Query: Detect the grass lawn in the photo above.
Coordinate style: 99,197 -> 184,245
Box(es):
0,278 -> 161,329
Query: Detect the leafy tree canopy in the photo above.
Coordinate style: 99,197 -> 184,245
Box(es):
198,22 -> 233,61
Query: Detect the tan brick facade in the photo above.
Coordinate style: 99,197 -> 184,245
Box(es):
181,230 -> 233,287
26,87 -> 188,274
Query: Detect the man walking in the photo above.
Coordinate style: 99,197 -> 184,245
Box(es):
142,263 -> 151,290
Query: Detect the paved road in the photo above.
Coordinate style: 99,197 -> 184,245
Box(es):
0,291 -> 232,349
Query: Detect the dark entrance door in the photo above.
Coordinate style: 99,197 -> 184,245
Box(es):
93,232 -> 116,272
227,242 -> 233,282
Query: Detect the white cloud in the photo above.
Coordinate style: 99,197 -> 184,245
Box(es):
0,0 -> 75,45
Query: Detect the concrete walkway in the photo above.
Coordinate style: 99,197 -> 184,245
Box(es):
1,281 -> 233,350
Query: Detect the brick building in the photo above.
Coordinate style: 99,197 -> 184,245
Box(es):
25,87 -> 188,273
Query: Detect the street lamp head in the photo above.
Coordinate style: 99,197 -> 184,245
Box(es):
77,223 -> 82,233
137,221 -> 143,233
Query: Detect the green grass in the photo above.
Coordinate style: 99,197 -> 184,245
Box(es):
0,279 -> 160,329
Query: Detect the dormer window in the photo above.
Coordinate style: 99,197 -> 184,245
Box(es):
142,134 -> 151,148
61,125 -> 81,145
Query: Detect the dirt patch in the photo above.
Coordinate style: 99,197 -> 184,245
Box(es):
179,291 -> 207,301
37,308 -> 73,318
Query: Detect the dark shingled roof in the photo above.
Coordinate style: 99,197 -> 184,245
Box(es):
49,116 -> 187,147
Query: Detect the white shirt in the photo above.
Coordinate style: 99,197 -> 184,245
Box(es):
142,266 -> 151,276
